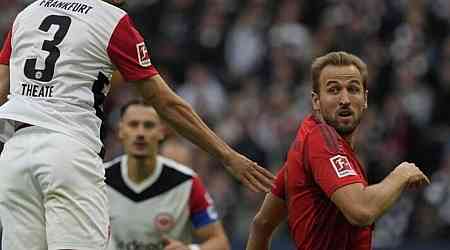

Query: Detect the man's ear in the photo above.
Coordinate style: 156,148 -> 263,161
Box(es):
117,122 -> 124,140
157,125 -> 167,142
312,91 -> 320,111
364,89 -> 368,110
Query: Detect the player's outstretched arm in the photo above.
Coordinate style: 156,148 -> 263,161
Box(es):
0,64 -> 9,105
133,75 -> 274,192
331,162 -> 430,226
246,193 -> 286,250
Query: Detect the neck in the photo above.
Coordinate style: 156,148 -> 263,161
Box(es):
127,153 -> 157,184
342,133 -> 355,148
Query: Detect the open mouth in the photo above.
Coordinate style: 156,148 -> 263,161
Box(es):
134,141 -> 147,148
338,109 -> 353,118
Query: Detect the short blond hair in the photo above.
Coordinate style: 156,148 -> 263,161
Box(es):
311,51 -> 368,93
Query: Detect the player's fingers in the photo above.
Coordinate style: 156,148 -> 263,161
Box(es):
250,165 -> 274,190
242,173 -> 260,193
255,164 -> 276,181
164,242 -> 183,250
245,171 -> 271,193
161,235 -> 173,246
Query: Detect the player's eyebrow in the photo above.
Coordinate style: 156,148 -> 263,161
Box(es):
325,80 -> 340,87
348,79 -> 362,86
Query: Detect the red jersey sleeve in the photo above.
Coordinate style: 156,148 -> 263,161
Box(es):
0,30 -> 12,65
189,176 -> 218,228
306,125 -> 364,197
107,15 -> 158,82
189,176 -> 210,213
271,165 -> 286,200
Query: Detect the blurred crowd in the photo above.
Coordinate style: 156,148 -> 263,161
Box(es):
2,0 -> 450,249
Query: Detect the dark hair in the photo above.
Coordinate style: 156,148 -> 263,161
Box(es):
311,51 -> 368,93
119,99 -> 152,118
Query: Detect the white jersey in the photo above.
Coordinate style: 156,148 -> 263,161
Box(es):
0,0 -> 158,154
105,155 -> 219,250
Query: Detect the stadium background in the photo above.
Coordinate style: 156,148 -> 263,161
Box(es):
1,0 -> 450,249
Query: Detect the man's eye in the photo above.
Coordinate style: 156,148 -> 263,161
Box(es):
328,87 -> 339,94
143,122 -> 155,129
128,122 -> 138,127
348,86 -> 361,93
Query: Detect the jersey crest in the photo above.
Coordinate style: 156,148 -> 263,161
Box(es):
154,212 -> 175,233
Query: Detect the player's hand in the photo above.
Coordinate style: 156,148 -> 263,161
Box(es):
394,162 -> 430,189
162,235 -> 190,250
222,151 -> 275,193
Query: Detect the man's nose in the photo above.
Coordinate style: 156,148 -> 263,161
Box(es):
339,90 -> 351,106
136,125 -> 145,135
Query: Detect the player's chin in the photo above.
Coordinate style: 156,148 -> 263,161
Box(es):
130,150 -> 149,158
335,124 -> 356,135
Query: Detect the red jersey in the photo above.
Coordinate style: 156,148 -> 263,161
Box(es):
272,114 -> 372,250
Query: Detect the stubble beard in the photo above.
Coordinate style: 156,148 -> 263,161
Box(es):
323,113 -> 362,136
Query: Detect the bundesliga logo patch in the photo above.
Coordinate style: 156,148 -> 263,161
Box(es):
329,155 -> 356,178
136,42 -> 151,67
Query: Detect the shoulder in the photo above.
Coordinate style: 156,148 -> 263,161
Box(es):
158,155 -> 196,177
306,123 -> 343,154
104,155 -> 124,183
96,0 -> 128,19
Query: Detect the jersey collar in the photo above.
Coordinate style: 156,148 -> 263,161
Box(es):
120,155 -> 164,193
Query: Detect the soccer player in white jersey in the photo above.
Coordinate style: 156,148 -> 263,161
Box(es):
105,100 -> 230,250
0,0 -> 274,249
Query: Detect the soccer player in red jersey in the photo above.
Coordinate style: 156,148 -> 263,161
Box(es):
246,51 -> 430,250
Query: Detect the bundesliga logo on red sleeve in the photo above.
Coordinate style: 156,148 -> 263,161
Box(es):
136,42 -> 152,67
329,155 -> 356,178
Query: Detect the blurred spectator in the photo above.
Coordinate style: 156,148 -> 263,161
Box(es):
224,0 -> 268,78
177,63 -> 227,124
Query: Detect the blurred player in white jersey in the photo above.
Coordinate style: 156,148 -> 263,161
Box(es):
0,0 -> 274,249
106,100 -> 230,250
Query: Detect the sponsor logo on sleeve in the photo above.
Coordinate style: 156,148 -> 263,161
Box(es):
136,42 -> 152,67
329,155 -> 357,178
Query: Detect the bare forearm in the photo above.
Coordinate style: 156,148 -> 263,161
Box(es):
246,194 -> 286,250
333,172 -> 408,226
333,162 -> 428,226
362,171 -> 408,221
157,97 -> 231,160
194,223 -> 230,250
246,225 -> 273,250
198,235 -> 230,250
137,75 -> 233,162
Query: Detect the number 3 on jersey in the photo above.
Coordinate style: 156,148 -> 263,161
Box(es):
24,15 -> 71,82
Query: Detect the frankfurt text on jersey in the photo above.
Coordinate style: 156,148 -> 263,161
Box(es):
40,0 -> 94,15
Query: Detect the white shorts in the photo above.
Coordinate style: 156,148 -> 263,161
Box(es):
0,126 -> 109,250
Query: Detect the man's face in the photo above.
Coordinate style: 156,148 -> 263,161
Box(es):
312,65 -> 368,136
118,105 -> 164,158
